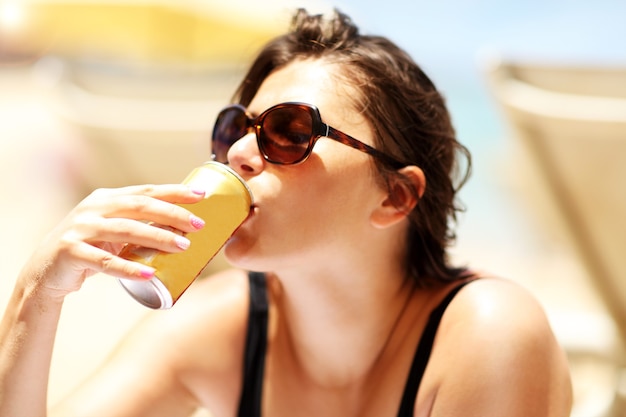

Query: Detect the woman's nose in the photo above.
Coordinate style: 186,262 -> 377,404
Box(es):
227,132 -> 265,175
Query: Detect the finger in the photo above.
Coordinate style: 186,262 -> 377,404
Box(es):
71,242 -> 156,280
77,192 -> 205,233
101,196 -> 205,233
80,218 -> 194,253
89,184 -> 206,205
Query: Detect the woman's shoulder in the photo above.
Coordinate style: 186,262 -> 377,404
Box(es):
420,277 -> 573,416
150,268 -> 253,351
132,269 -> 254,402
423,276 -> 560,369
51,269 -> 255,415
444,276 -> 549,326
438,276 -> 566,364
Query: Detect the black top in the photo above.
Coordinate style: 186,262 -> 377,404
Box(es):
237,272 -> 473,417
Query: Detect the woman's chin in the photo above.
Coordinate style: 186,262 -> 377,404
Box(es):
222,238 -> 257,270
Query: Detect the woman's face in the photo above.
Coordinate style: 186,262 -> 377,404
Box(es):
222,59 -> 389,273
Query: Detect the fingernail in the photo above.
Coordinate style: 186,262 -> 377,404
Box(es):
175,236 -> 191,250
190,215 -> 205,229
190,187 -> 206,196
139,266 -> 155,279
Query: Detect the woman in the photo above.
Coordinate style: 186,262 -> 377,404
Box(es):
0,9 -> 571,417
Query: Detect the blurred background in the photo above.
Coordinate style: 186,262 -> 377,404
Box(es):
0,0 -> 624,416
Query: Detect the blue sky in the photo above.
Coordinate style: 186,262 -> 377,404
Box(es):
333,0 -> 626,67
329,0 -> 626,152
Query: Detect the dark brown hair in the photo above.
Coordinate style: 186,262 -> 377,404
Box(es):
233,9 -> 472,286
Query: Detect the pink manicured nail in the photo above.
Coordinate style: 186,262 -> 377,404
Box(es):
175,236 -> 191,250
190,215 -> 205,229
190,187 -> 206,196
139,266 -> 155,279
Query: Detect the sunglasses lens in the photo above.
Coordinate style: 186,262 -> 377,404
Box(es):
212,107 -> 248,163
261,106 -> 313,164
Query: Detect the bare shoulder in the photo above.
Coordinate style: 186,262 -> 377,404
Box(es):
52,269 -> 253,417
420,278 -> 573,417
149,267 -> 252,341
441,278 -> 555,339
143,268 -> 252,382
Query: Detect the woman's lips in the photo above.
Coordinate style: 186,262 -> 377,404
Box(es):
245,204 -> 258,221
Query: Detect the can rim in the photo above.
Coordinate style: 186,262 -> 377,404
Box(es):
203,161 -> 254,205
118,276 -> 173,310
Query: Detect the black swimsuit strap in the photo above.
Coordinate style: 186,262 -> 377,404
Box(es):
236,271 -> 269,417
396,280 -> 475,417
236,274 -> 474,417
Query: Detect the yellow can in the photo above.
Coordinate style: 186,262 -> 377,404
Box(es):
118,161 -> 252,309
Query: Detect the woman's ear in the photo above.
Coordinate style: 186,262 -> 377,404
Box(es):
370,165 -> 426,229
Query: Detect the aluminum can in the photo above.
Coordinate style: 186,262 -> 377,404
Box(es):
118,161 -> 252,309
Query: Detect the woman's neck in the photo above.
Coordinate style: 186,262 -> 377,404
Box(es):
265,261 -> 421,390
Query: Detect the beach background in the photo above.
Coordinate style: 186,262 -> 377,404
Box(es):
1,1 -> 624,415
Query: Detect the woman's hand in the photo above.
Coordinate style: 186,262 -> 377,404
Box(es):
23,183 -> 206,300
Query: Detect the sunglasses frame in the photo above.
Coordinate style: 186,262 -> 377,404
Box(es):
211,102 -> 405,169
